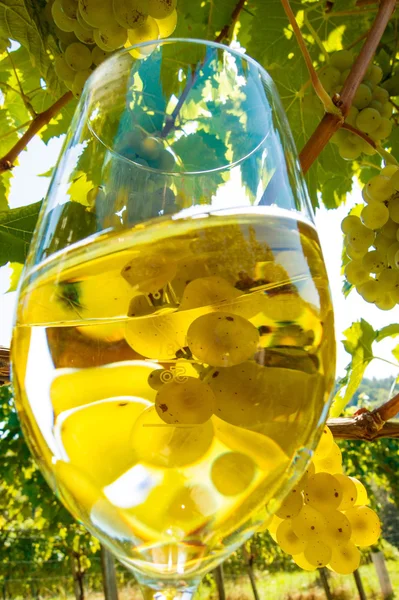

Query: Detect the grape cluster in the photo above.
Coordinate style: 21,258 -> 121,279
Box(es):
304,50 -> 394,160
342,164 -> 399,309
267,426 -> 381,574
45,0 -> 177,97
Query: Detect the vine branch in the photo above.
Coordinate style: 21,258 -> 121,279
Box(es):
281,0 -> 341,115
299,0 -> 397,174
0,91 -> 73,174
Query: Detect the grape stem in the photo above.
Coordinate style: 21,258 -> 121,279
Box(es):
281,0 -> 342,116
299,0 -> 397,174
0,91 -> 73,174
340,122 -> 399,165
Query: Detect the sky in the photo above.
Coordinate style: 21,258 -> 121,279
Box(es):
0,134 -> 398,382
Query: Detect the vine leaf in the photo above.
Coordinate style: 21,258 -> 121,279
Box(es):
330,319 -> 377,418
0,0 -> 61,96
0,200 -> 42,266
7,261 -> 23,291
376,323 -> 399,342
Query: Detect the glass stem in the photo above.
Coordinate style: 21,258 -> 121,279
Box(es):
140,584 -> 197,600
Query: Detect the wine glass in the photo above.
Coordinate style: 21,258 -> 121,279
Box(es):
11,39 -> 336,599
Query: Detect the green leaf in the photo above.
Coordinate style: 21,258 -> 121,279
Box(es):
376,324 -> 399,342
331,0 -> 356,9
0,200 -> 42,266
330,319 -> 377,417
7,261 -> 23,291
40,98 -> 77,144
173,130 -> 227,173
392,344 -> 399,363
0,0 -> 62,96
0,170 -> 12,211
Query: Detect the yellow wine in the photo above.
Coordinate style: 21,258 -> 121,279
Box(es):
12,209 -> 335,582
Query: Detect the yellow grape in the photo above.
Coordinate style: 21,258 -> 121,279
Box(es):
131,406 -> 214,468
276,520 -> 307,555
304,539 -> 332,568
148,0 -> 176,19
127,15 -> 159,47
211,452 -> 256,496
323,509 -> 352,546
328,541 -> 360,574
125,310 -> 191,360
187,312 -> 259,367
344,506 -> 381,546
292,553 -> 316,571
303,473 -> 342,512
167,484 -> 215,530
275,489 -> 304,519
267,515 -> 284,539
313,425 -> 334,460
155,9 -> 177,37
155,377 -> 215,424
78,0 -> 114,28
179,276 -> 241,311
334,474 -> 357,510
296,462 -> 316,491
313,442 -> 343,474
292,505 -> 327,541
350,477 -> 369,505
121,254 -> 176,293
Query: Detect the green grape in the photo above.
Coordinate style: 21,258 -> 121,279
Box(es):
331,130 -> 348,146
338,138 -> 362,160
131,405 -> 214,468
71,68 -> 91,97
330,49 -> 353,71
208,363 -> 316,428
366,174 -> 395,201
381,219 -> 398,239
127,16 -> 159,55
350,477 -> 369,505
73,21 -> 95,44
371,117 -> 393,140
328,541 -> 360,574
362,249 -> 386,274
373,85 -> 389,104
64,42 -> 92,70
362,79 -> 375,92
292,553 -> 316,572
381,164 -> 399,178
155,377 -> 215,424
267,514 -> 284,538
369,99 -> 383,114
346,105 -> 358,126
155,9 -> 177,37
333,474 -> 357,510
357,279 -> 383,303
54,55 -> 75,82
387,241 -> 399,268
358,137 -> 377,157
313,442 -> 342,475
341,215 -> 362,234
344,260 -> 370,286
78,0 -> 114,27
356,107 -> 381,134
318,66 -> 341,93
94,23 -> 127,51
381,102 -> 393,118
389,197 -> 399,223
92,45 -> 109,65
52,0 -> 76,31
179,276 -> 241,311
377,268 -> 399,291
297,462 -> 316,492
374,232 -> 393,253
361,201 -> 389,230
113,0 -> 148,29
323,509 -> 352,545
353,83 -> 372,109
61,0 -> 78,18
367,64 -> 383,85
76,7 -> 92,28
304,473 -> 342,512
346,244 -> 367,261
292,505 -> 327,541
147,0 -> 176,18
121,253 -> 176,293
127,295 -> 155,317
187,312 -> 259,367
148,368 -> 169,391
125,310 -> 190,359
139,136 -> 164,160
345,224 -> 374,252
211,452 -> 256,496
275,488 -> 304,519
345,506 -> 381,546
276,520 -> 306,555
154,148 -> 176,171
375,292 -> 396,310
54,26 -> 77,45
313,425 -> 334,460
304,539 -> 332,568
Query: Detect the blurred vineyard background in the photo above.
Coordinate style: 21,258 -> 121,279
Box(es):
1,372 -> 399,600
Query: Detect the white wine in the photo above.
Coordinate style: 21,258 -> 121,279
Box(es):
12,209 -> 335,581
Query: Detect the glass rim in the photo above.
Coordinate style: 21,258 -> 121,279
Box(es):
86,37 -> 274,177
